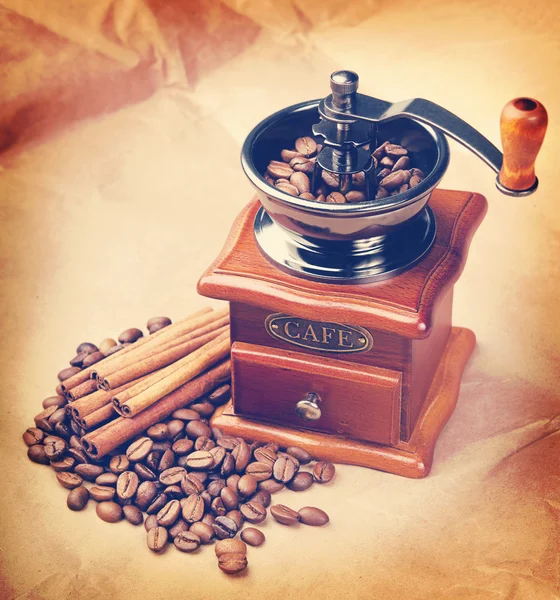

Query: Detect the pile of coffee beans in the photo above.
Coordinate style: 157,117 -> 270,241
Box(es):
265,136 -> 426,204
25,317 -> 334,576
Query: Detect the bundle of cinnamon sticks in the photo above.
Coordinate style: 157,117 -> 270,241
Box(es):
60,307 -> 231,458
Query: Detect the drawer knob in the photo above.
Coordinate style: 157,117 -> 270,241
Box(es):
295,393 -> 322,421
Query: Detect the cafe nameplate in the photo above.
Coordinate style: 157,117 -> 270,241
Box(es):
265,314 -> 373,353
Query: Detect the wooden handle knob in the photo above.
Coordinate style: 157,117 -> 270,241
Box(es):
498,97 -> 547,193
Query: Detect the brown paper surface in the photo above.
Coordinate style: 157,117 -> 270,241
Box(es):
0,1 -> 558,598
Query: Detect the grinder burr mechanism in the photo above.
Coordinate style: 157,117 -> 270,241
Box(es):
242,70 -> 547,283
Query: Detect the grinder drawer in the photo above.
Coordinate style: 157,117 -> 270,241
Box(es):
231,342 -> 401,446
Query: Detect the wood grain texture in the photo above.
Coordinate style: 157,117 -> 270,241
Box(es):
198,189 -> 487,339
211,327 -> 476,478
231,342 -> 402,446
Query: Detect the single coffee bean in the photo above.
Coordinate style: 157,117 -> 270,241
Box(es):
166,419 -> 185,439
185,420 -> 212,440
380,155 -> 395,168
258,479 -> 284,494
82,351 -> 104,368
273,455 -> 298,483
185,451 -> 214,470
126,437 -> 153,462
69,435 -> 83,451
226,510 -> 244,530
192,402 -> 215,418
220,487 -> 239,511
267,160 -> 294,179
147,316 -> 172,331
212,516 -> 238,540
174,531 -> 201,553
50,456 -> 76,472
211,496 -> 226,517
281,148 -> 302,162
237,474 -> 258,497
104,344 -> 125,357
218,552 -> 248,575
379,169 -> 409,191
144,451 -> 160,472
313,461 -> 336,484
240,501 -> 267,524
215,538 -> 247,558
217,436 -> 240,451
202,513 -> 216,526
244,462 -> 272,482
168,518 -> 189,539
180,473 -> 204,496
134,463 -> 157,482
56,471 -> 83,489
171,408 -> 200,421
233,440 -> 251,473
67,486 -> 89,511
98,338 -> 117,355
190,471 -> 208,484
48,408 -> 66,425
189,521 -> 214,544
276,181 -> 300,196
410,167 -> 425,178
270,504 -> 300,525
295,136 -> 317,157
285,446 -> 312,464
227,474 -> 241,490
159,466 -> 187,485
146,492 -> 168,515
116,471 -> 140,500
376,167 -> 391,181
398,183 -> 410,193
118,328 -> 143,344
209,445 -> 226,468
298,506 -> 329,526
182,494 -> 205,523
67,447 -> 88,464
208,384 -> 231,406
147,423 -> 169,441
409,174 -> 422,187
326,191 -> 346,204
75,342 -> 98,354
157,499 -> 181,527
135,481 -> 158,511
251,490 -> 271,508
69,351 -> 89,368
345,190 -> 367,203
287,471 -> 314,492
75,463 -> 104,481
206,479 -> 226,498
241,527 -> 265,547
146,526 -> 168,553
163,485 -> 182,500
299,192 -> 316,200
43,436 -> 67,461
194,436 -> 215,452
321,170 -> 339,188
144,514 -> 158,531
292,159 -> 315,175
289,171 -> 311,194
42,396 -> 66,410
172,438 -> 193,456
221,453 -> 235,477
254,446 -> 277,467
151,441 -> 172,452
90,484 -> 116,501
57,366 -> 81,382
53,422 -> 71,439
123,504 -> 143,526
96,501 -> 123,523
392,155 -> 410,171
384,143 -> 408,159
109,454 -> 130,474
376,186 -> 389,199
23,427 -> 45,446
95,472 -> 118,486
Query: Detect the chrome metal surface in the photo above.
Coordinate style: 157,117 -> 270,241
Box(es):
254,205 -> 437,283
295,393 -> 322,421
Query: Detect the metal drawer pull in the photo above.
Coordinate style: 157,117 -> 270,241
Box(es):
295,392 -> 322,421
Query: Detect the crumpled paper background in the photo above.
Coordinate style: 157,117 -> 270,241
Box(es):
0,1 -> 558,599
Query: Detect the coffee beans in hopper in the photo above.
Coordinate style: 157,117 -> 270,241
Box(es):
24,317 -> 337,576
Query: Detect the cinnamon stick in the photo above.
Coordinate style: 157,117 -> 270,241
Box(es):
60,307 -> 214,393
114,333 -> 230,418
65,378 -> 98,402
99,325 -> 228,391
81,360 -> 230,458
80,403 -> 117,431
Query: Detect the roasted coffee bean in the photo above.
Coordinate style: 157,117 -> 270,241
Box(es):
226,474 -> 241,491
221,487 -> 240,511
43,436 -> 67,461
202,513 -> 216,526
147,423 -> 169,441
218,552 -> 248,575
89,481 -> 116,500
237,474 -> 258,497
220,453 -> 235,477
245,462 -> 272,482
190,521 -> 214,544
251,489 -> 272,508
313,461 -> 336,483
123,504 -> 143,525
384,143 -> 408,159
23,427 -> 45,446
57,366 -> 81,382
82,351 -> 104,368
287,471 -> 314,492
295,136 -> 317,157
217,436 -> 240,451
105,344 -> 126,356
143,451 -> 160,472
50,456 -> 76,472
267,160 -> 294,179
345,190 -> 366,202
190,471 -> 208,484
151,441 -> 172,452
96,501 -> 123,523
135,481 -> 158,511
241,527 -> 265,547
298,506 -> 329,526
409,174 -> 422,187
147,316 -> 172,331
159,466 -> 186,486
95,472 -> 118,486
321,170 -> 339,188
42,396 -> 66,410
157,499 -> 181,527
134,463 -> 157,482
209,445 -> 226,468
285,446 -> 312,464
190,400 -> 214,417
173,531 -> 201,553
146,526 -> 168,553
126,437 -> 153,462
299,192 -> 316,200
398,183 -> 410,193
75,463 -> 104,481
98,338 -> 117,355
182,494 -> 205,523
172,438 -> 193,456
171,408 -> 200,421
109,454 -> 130,474
201,489 -> 212,509
116,471 -> 140,500
144,514 -> 158,531
376,167 -> 391,181
118,328 -> 143,344
162,485 -> 181,500
292,159 -> 315,175
48,407 -> 67,426
326,191 -> 346,204
53,422 -> 71,439
194,436 -> 215,452
379,169 -> 409,191
146,492 -> 168,515
166,419 -> 185,439
240,501 -> 267,524
67,447 -> 88,464
180,473 -> 204,496
270,504 -> 300,525
185,451 -> 214,470
67,486 -> 89,511
185,420 -> 212,440
380,155 -> 395,168
211,496 -> 227,516
281,148 -> 302,162
258,479 -> 284,494
289,171 -> 311,194
254,446 -> 277,467
392,155 -> 410,171
215,538 -> 247,558
168,518 -> 189,539
212,516 -> 238,540
208,384 -> 231,406
233,440 -> 251,473
56,471 -> 83,489
273,455 -> 298,483
207,479 -> 226,497
276,181 -> 300,196
75,341 -> 98,354
376,186 -> 389,199
226,510 -> 244,530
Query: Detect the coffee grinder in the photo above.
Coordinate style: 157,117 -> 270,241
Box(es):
198,71 -> 547,477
